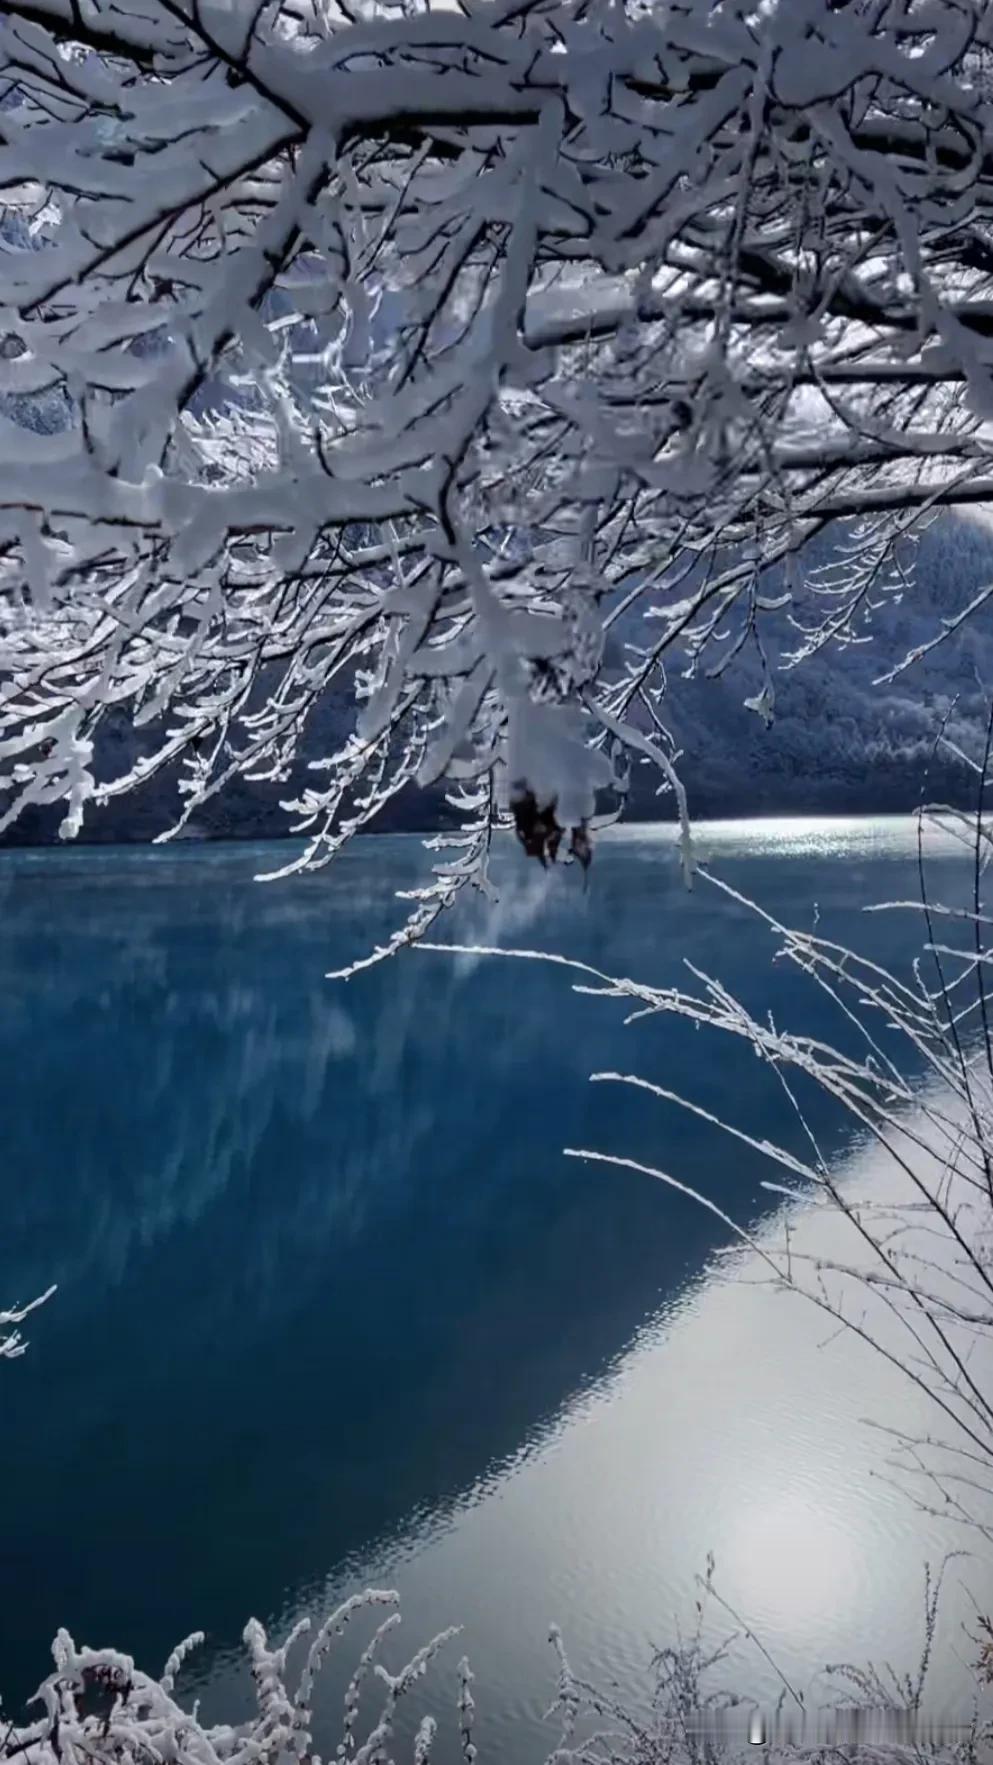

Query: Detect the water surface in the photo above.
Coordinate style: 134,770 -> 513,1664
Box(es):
0,818 -> 989,1758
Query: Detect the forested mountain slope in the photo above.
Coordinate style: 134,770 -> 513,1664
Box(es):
623,515 -> 993,821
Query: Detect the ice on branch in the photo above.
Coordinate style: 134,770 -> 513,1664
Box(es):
2,0 -> 993,948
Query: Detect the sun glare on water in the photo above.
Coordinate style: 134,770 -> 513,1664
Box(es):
722,1492 -> 858,1628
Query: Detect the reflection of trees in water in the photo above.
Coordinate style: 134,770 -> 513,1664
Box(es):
0,831 -> 960,1327
0,851 -> 428,1306
0,830 -> 952,1324
0,839 -> 584,1319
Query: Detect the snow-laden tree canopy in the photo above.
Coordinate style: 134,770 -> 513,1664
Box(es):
2,0 -> 993,948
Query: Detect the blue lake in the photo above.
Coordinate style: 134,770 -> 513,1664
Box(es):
0,819 -> 989,1760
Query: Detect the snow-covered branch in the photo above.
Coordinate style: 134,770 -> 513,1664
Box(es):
4,0 -> 993,930
0,1284 -> 53,1359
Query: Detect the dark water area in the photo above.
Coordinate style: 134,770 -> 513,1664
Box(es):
0,819 -> 985,1760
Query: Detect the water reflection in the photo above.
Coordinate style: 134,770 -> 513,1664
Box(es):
0,823 -> 982,1753
215,1105 -> 991,1765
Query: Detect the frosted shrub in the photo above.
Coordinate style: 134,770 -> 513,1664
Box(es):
541,1560 -> 993,1765
11,1576 -> 989,1765
8,1592 -> 462,1765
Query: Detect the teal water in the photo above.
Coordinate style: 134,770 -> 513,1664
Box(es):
0,819 -> 987,1759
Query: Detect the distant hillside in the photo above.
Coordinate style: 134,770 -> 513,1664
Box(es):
3,514 -> 992,846
622,513 -> 993,821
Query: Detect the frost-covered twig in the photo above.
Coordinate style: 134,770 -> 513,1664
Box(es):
10,1592 -> 464,1765
3,0 -> 993,945
422,785 -> 993,1517
0,1286 -> 55,1360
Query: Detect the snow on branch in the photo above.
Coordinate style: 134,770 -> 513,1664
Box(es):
9,1590 -> 466,1765
0,1284 -> 54,1359
3,0 -> 993,930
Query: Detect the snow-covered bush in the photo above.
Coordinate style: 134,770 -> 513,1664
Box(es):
7,1590 -> 473,1765
10,1576 -> 991,1765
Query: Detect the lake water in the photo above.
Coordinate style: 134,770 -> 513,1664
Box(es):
1,818 -> 991,1760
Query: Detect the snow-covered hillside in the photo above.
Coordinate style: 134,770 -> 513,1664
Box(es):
623,513 -> 993,822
